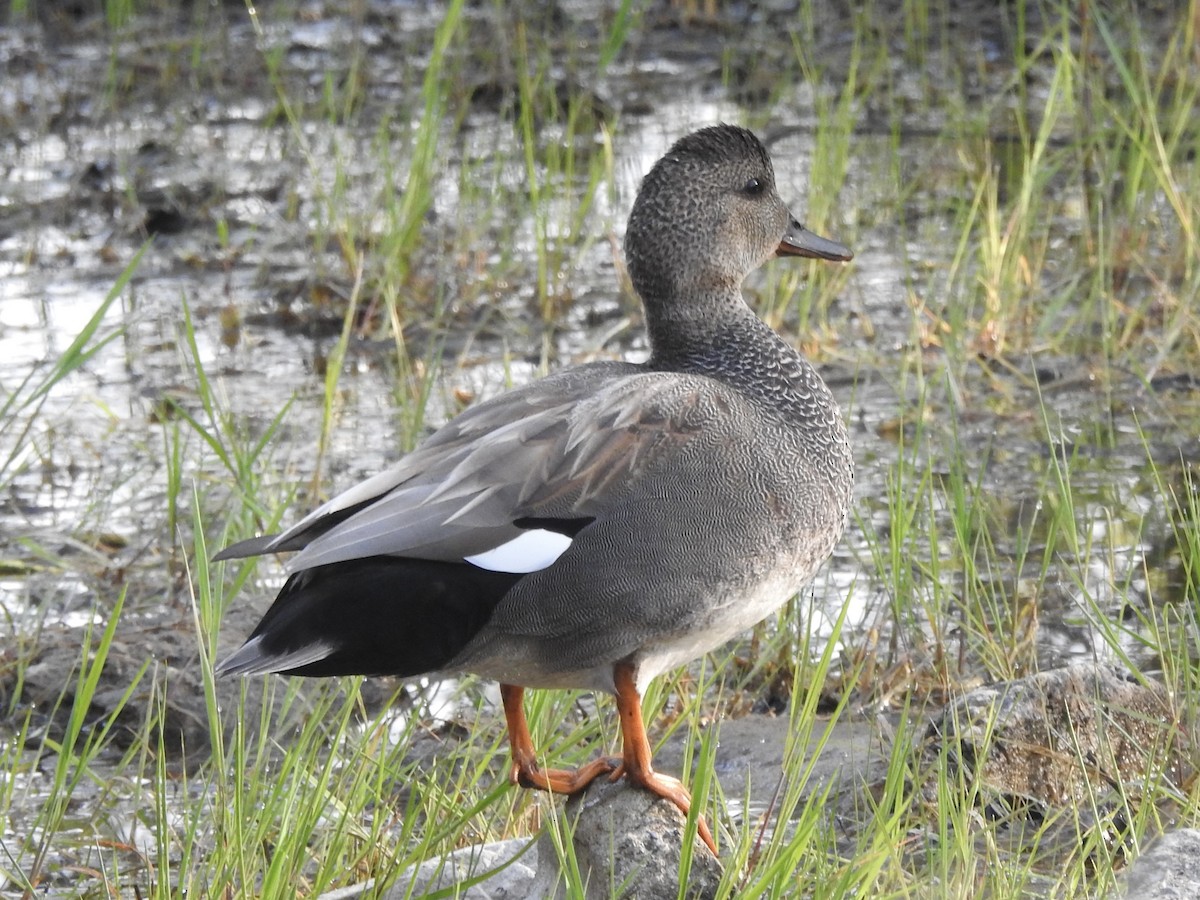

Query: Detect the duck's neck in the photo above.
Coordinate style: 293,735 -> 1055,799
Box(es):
644,287 -> 851,490
645,291 -> 780,371
645,290 -> 829,412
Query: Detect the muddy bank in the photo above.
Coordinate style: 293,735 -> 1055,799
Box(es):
1,9 -> 1198,899
3,0 -> 1199,765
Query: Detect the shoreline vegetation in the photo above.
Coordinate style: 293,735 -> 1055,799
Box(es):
1,0 -> 1197,896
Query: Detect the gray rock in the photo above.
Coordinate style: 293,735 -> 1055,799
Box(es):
1116,829 -> 1200,899
347,778 -> 720,900
922,663 -> 1191,808
375,837 -> 537,900
360,782 -> 720,900
528,778 -> 723,900
917,662 -> 1194,867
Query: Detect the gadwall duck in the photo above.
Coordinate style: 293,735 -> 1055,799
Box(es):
215,124 -> 853,854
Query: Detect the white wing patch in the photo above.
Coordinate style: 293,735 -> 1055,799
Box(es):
465,528 -> 572,573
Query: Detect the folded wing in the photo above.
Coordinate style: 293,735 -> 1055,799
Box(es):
217,363 -> 729,578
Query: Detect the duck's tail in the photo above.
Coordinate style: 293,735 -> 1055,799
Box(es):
215,557 -> 521,678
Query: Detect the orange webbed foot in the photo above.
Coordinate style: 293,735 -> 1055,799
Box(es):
509,753 -> 622,793
501,683 -> 620,794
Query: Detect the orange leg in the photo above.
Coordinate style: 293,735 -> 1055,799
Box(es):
500,683 -> 619,794
610,661 -> 717,854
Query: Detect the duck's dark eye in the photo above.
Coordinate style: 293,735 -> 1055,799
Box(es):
742,177 -> 765,196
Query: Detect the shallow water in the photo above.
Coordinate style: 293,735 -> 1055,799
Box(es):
1,1 -> 1197,892
3,0 -> 1196,687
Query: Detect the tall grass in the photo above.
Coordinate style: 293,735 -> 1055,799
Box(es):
2,0 -> 1199,896
0,250 -> 142,492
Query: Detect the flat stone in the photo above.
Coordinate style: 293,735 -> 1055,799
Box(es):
374,837 -> 537,900
1115,829 -> 1200,900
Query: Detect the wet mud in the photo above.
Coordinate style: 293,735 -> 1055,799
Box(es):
1,0 -> 1196,791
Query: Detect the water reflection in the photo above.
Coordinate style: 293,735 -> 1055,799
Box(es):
0,3 -> 1194,697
